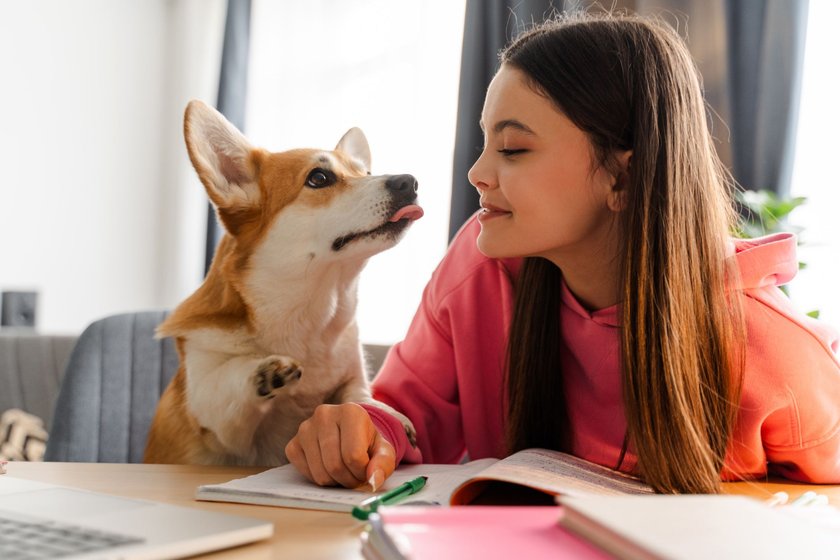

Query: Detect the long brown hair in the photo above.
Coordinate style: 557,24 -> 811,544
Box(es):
502,13 -> 745,494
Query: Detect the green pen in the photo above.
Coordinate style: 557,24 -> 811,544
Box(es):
351,476 -> 428,520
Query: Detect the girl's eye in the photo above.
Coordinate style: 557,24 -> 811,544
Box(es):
305,168 -> 336,188
498,148 -> 527,157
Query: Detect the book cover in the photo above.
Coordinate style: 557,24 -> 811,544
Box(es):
362,506 -> 613,560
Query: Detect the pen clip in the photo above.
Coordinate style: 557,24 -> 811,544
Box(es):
351,475 -> 428,520
352,493 -> 385,520
353,494 -> 391,520
352,504 -> 376,520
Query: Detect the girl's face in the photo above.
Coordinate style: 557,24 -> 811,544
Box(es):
468,65 -> 625,265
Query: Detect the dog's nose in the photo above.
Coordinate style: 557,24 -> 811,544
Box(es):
385,174 -> 418,193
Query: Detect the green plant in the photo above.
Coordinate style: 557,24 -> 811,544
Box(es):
734,189 -> 818,318
735,189 -> 807,240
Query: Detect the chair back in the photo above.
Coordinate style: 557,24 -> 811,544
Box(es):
44,311 -> 178,462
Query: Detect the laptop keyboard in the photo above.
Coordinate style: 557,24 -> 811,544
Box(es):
0,509 -> 144,559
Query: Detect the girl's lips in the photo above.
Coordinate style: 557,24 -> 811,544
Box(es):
479,200 -> 510,213
477,206 -> 511,221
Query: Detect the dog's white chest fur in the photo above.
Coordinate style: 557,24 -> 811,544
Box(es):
185,329 -> 368,465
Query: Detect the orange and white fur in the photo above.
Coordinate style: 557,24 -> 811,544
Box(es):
144,100 -> 421,466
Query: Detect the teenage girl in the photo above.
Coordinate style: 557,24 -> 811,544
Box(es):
286,12 -> 840,494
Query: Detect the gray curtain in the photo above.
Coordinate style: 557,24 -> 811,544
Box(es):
448,0 -> 561,240
724,0 -> 809,197
205,0 -> 252,275
448,0 -> 810,237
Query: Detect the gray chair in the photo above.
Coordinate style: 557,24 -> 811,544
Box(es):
44,311 -> 178,463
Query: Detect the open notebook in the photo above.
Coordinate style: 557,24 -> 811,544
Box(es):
0,475 -> 273,559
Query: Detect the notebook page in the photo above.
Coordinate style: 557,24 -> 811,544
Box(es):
198,459 -> 497,508
476,449 -> 653,496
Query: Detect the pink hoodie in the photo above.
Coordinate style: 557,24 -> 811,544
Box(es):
362,215 -> 840,483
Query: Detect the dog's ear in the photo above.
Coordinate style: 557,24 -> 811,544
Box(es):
183,100 -> 261,212
335,127 -> 371,173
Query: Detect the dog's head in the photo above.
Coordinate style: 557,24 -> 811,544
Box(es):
183,100 -> 422,267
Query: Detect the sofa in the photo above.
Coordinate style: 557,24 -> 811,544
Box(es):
0,329 -> 76,461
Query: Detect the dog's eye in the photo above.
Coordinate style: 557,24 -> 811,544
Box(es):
305,168 -> 336,189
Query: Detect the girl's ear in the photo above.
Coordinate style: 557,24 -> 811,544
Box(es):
607,150 -> 633,212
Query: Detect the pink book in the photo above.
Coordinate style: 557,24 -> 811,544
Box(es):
361,505 -> 611,559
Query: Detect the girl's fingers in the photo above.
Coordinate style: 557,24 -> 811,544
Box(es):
284,436 -> 313,482
292,416 -> 337,487
366,430 -> 396,492
287,403 -> 396,490
304,444 -> 336,487
318,417 -> 366,488
339,405 -> 380,483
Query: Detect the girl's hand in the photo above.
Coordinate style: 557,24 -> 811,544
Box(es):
285,403 -> 396,491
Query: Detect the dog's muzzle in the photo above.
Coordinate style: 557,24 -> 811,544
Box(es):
331,174 -> 423,251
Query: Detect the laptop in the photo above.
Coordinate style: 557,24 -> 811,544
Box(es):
0,475 -> 274,559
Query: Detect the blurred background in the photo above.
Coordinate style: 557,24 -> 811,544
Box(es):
1,0 -> 838,345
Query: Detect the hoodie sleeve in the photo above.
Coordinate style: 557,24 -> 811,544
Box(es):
752,289 -> 840,482
728,233 -> 840,482
360,291 -> 462,465
733,262 -> 840,483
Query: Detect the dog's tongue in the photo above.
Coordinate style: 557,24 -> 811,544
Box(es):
389,204 -> 424,222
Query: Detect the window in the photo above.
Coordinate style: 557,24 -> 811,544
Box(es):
789,0 -> 840,326
247,0 -> 466,344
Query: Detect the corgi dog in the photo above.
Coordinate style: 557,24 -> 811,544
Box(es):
143,100 -> 422,466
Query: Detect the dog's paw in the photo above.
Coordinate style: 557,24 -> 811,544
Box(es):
403,422 -> 417,448
385,410 -> 417,448
254,357 -> 302,399
402,418 -> 418,448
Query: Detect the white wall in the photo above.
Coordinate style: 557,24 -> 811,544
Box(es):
0,0 -> 465,345
0,0 -> 225,334
247,0 -> 466,344
789,0 -> 840,327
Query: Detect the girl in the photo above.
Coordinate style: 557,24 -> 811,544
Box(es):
286,13 -> 840,494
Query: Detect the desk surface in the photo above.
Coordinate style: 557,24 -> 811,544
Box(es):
4,461 -> 840,559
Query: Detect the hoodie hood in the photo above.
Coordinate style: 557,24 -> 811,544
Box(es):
732,232 -> 799,291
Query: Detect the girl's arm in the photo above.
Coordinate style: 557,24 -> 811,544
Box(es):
742,288 -> 840,483
360,301 -> 462,465
361,216 -> 516,465
763,316 -> 840,482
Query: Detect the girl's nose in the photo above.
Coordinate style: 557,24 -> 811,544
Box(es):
468,152 -> 492,191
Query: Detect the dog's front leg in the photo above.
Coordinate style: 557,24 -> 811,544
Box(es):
185,350 -> 302,457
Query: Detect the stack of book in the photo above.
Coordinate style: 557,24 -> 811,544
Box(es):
361,493 -> 840,560
360,506 -> 610,560
194,447 -> 840,559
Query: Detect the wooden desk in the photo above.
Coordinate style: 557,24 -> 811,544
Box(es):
723,476 -> 840,505
4,462 -> 363,560
4,461 -> 840,559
